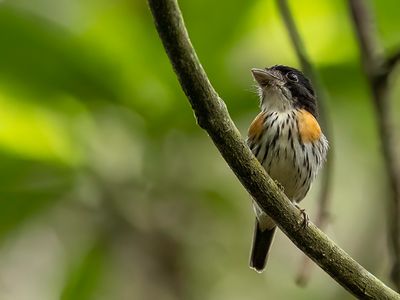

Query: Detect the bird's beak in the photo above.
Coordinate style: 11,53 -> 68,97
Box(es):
251,68 -> 283,86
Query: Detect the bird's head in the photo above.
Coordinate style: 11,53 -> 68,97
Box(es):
251,65 -> 317,117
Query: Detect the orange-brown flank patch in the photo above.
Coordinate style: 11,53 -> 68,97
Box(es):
248,112 -> 266,141
297,109 -> 321,143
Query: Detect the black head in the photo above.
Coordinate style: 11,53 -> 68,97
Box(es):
251,65 -> 318,117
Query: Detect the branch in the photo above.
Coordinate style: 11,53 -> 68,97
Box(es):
147,0 -> 399,298
275,0 -> 313,79
276,0 -> 334,286
349,0 -> 400,291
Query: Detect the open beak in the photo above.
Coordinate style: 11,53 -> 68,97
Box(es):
251,68 -> 283,86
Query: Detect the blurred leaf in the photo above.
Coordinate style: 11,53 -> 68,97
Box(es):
0,154 -> 73,239
0,5 -> 120,102
373,0 -> 400,49
61,238 -> 107,300
0,92 -> 83,165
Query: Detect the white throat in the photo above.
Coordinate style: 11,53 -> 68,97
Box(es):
260,86 -> 292,113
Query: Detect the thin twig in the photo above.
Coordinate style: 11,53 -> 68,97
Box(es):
147,0 -> 400,298
275,0 -> 313,78
276,0 -> 334,286
349,0 -> 400,291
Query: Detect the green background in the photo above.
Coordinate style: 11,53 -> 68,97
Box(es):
0,0 -> 399,299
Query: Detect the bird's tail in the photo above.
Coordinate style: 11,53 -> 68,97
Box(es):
249,220 -> 276,272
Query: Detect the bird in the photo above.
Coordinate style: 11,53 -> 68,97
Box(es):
247,65 -> 328,272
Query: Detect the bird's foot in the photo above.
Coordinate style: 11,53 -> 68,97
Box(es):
274,180 -> 285,192
294,203 -> 309,229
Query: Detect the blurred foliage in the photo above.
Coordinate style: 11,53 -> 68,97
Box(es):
0,0 -> 398,299
61,238 -> 107,300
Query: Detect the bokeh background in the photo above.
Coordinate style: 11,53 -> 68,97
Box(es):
0,0 -> 399,299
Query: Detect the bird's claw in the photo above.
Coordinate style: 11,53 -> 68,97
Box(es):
274,180 -> 285,192
294,203 -> 309,229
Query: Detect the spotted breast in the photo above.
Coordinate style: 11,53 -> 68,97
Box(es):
247,108 -> 328,203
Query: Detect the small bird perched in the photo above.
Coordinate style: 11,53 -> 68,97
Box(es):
247,65 -> 328,272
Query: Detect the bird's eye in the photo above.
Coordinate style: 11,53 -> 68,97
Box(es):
286,72 -> 298,82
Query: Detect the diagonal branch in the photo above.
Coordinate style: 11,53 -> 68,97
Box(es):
275,0 -> 314,79
349,0 -> 400,291
276,0 -> 334,286
147,0 -> 399,298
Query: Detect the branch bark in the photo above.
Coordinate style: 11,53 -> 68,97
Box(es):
349,0 -> 400,291
147,0 -> 400,298
276,0 -> 334,286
